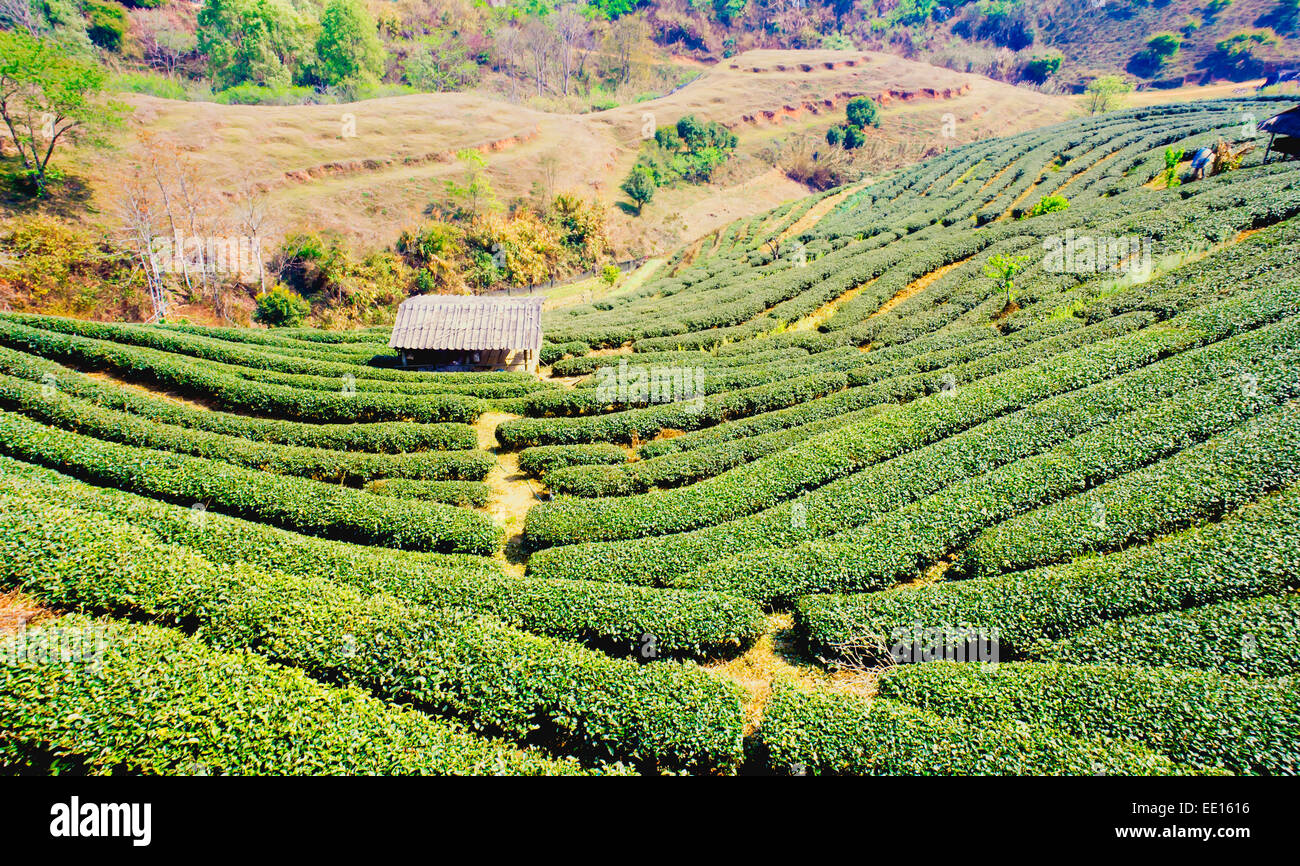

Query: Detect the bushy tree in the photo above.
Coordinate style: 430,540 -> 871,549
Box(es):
253,285 -> 310,327
314,0 -> 385,87
1084,75 -> 1133,114
1022,53 -> 1062,84
0,30 -> 124,196
621,165 -> 656,214
845,96 -> 880,129
196,0 -> 312,90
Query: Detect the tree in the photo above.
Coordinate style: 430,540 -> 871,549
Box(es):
845,96 -> 880,129
196,0 -> 311,90
443,149 -> 498,219
553,6 -> 591,97
1084,75 -> 1133,114
601,264 -> 621,287
825,124 -> 844,147
1162,146 -> 1185,188
842,125 -> 866,149
315,0 -> 385,87
621,166 -> 656,214
1022,53 -> 1062,84
0,30 -> 124,196
983,253 -> 1031,306
254,285 -> 310,327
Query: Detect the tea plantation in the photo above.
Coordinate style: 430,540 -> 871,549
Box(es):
2,98 -> 1298,775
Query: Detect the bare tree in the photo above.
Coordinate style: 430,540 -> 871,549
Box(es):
495,26 -> 523,101
0,0 -> 38,36
236,170 -> 272,296
133,9 -> 196,76
115,167 -> 170,322
522,18 -> 556,97
553,7 -> 591,97
604,15 -> 648,88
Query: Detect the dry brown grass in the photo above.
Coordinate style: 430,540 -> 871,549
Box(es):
55,49 -> 1073,260
0,590 -> 57,635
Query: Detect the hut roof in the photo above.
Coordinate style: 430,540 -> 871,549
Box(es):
1258,105 -> 1300,137
389,296 -> 544,353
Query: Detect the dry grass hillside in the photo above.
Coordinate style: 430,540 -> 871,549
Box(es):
73,49 -> 1075,257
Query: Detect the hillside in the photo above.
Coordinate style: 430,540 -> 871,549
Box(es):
70,49 -> 1073,256
2,94 -> 1299,776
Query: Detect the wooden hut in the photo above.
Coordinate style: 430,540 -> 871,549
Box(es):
389,296 -> 543,373
1259,105 -> 1300,163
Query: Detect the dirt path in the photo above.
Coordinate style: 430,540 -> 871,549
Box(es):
474,411 -> 541,577
707,613 -> 877,738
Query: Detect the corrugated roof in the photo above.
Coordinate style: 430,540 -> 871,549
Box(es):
1259,105 -> 1300,137
389,296 -> 544,352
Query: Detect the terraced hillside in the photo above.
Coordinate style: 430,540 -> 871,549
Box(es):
3,97 -> 1300,775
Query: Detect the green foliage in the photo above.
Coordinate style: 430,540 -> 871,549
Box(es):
314,0 -> 385,87
1026,194 -> 1069,217
0,30 -> 123,196
601,264 -> 622,286
845,96 -> 880,129
982,252 -> 1030,302
82,0 -> 128,52
621,165 -> 656,213
759,684 -> 1190,775
878,661 -> 1297,775
1021,52 -> 1062,84
0,496 -> 745,770
1162,146 -> 1185,187
1084,74 -> 1133,114
196,0 -> 312,90
0,617 -> 594,776
253,285 -> 310,327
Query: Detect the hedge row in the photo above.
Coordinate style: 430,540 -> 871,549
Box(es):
545,315 -> 1144,495
1037,594 -> 1300,678
364,478 -> 493,508
524,284 -> 1300,550
0,411 -> 503,554
4,314 -> 535,389
795,482 -> 1300,662
498,370 -> 848,448
0,460 -> 766,660
0,344 -> 476,452
0,618 -> 599,776
550,346 -> 808,378
527,314 -> 1300,587
0,375 -> 494,485
517,443 -> 628,479
0,504 -> 746,772
954,400 -> 1300,579
0,319 -> 484,424
686,375 -> 1300,604
877,661 -> 1299,775
757,685 -> 1192,776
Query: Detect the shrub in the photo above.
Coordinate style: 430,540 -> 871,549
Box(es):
0,459 -> 767,660
0,502 -> 747,771
0,345 -> 475,452
878,661 -> 1298,775
0,411 -> 503,554
253,285 -> 312,327
845,96 -> 880,129
0,618 -> 596,776
795,483 -> 1300,663
517,443 -> 628,478
758,684 -> 1192,776
1038,595 -> 1300,678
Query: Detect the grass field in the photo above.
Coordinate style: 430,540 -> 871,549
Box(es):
61,49 -> 1074,258
3,93 -> 1299,776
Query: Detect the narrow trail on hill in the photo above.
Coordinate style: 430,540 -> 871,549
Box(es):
475,411 -> 537,578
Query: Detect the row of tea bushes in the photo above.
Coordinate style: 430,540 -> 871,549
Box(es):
0,617 -> 600,776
